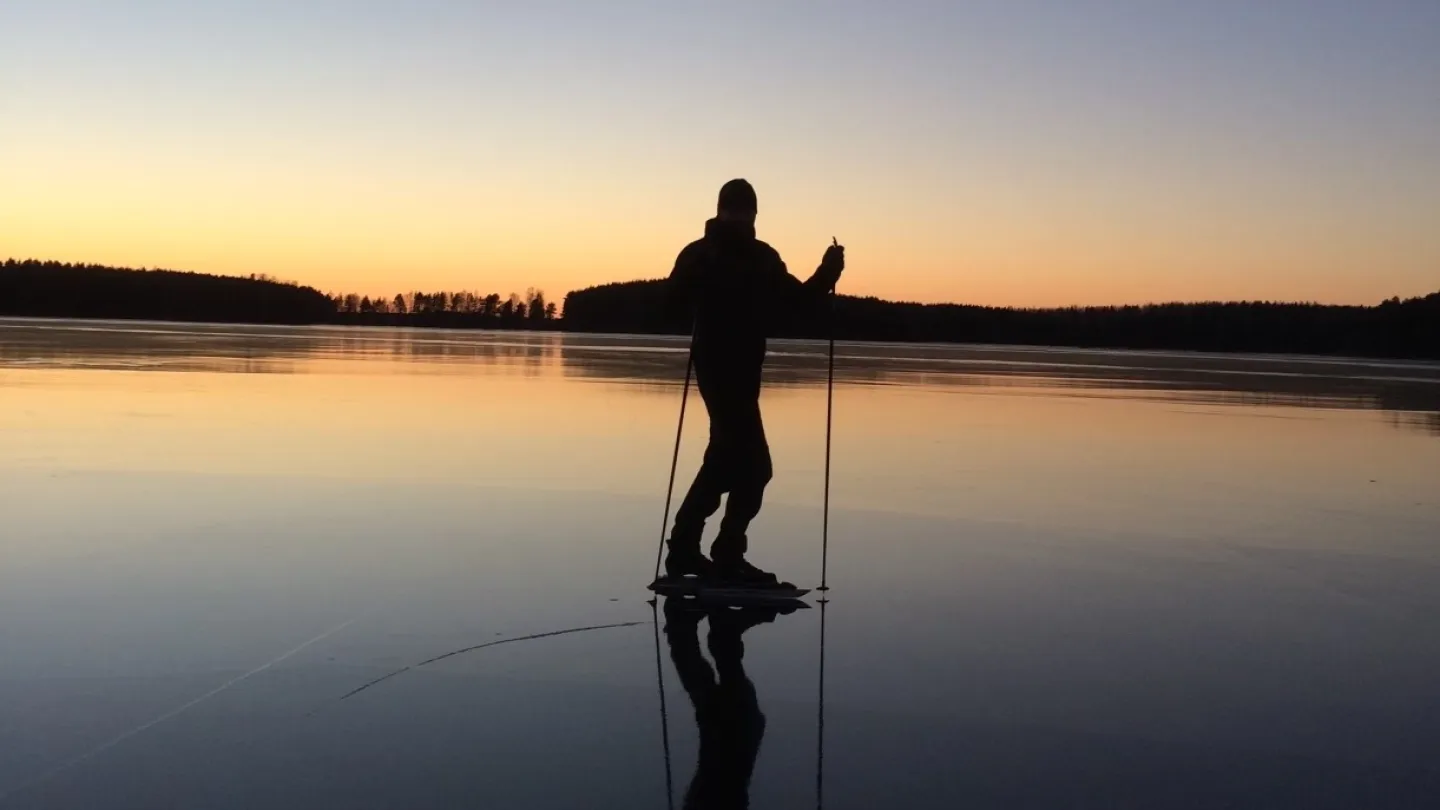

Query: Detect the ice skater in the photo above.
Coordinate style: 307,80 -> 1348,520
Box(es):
662,178 -> 844,589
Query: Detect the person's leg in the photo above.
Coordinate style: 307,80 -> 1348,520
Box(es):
709,400 -> 773,566
666,389 -> 734,577
669,444 -> 724,544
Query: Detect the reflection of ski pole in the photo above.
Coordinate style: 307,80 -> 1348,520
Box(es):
820,239 -> 838,592
653,323 -> 695,583
651,602 -> 676,810
815,597 -> 828,808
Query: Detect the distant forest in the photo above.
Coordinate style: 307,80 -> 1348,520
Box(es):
1,259 -> 335,324
3,259 -> 1437,359
563,279 -> 1440,360
327,288 -> 559,329
0,260 -> 558,330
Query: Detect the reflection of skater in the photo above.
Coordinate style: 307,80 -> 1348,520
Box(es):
663,178 -> 844,589
663,597 -> 795,809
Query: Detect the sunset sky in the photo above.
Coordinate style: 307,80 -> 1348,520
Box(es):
3,1 -> 1437,307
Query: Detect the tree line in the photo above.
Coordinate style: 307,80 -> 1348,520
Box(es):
5,259 -> 1437,358
563,279 -> 1440,360
0,260 -> 558,330
329,289 -> 558,329
0,259 -> 335,324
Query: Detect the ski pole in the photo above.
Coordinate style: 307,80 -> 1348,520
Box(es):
820,238 -> 838,592
653,326 -> 695,584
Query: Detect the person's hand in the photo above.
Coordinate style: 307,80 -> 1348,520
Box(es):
822,238 -> 845,275
819,238 -> 845,294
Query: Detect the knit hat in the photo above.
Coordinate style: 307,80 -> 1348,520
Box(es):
717,178 -> 757,213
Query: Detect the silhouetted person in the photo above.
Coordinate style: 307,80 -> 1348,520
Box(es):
664,597 -> 794,809
663,179 -> 845,588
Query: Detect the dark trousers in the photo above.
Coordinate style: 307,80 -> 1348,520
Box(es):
672,374 -> 773,561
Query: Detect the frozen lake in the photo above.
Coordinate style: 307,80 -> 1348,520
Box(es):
2,318 -> 1438,808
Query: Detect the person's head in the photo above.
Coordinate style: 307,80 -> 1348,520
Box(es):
716,178 -> 757,223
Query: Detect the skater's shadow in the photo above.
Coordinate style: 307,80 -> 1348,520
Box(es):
662,597 -> 795,810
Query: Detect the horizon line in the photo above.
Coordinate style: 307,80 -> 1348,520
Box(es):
3,256 -> 1432,312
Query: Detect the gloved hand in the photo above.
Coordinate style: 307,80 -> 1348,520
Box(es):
822,240 -> 845,274
819,239 -> 845,289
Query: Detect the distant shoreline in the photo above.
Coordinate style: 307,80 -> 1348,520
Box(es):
4,259 -> 1438,361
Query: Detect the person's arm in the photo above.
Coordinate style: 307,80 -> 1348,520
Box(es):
804,241 -> 844,297
771,242 -> 844,309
